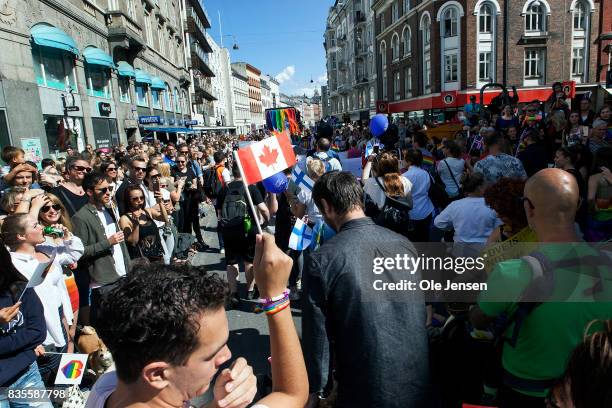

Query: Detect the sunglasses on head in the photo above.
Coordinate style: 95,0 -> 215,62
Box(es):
41,204 -> 62,213
72,165 -> 92,173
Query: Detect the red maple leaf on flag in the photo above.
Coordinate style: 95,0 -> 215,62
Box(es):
259,145 -> 279,167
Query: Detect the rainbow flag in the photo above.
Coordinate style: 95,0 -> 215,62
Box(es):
422,154 -> 435,166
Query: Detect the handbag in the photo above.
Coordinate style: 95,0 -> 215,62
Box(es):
443,159 -> 465,200
373,177 -> 414,234
428,171 -> 450,209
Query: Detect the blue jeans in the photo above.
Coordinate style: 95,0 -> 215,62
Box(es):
0,362 -> 53,408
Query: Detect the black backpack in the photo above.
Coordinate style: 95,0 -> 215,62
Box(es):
203,165 -> 224,199
219,183 -> 248,229
371,177 -> 414,236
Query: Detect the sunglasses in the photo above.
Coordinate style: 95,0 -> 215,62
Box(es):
41,204 -> 62,213
149,174 -> 161,179
133,167 -> 146,172
72,165 -> 92,173
131,196 -> 144,201
176,160 -> 186,164
106,167 -> 117,171
96,187 -> 110,194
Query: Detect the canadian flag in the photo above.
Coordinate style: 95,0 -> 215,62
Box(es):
236,131 -> 297,185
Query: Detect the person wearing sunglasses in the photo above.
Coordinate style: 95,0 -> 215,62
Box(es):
72,171 -> 130,327
50,155 -> 91,218
114,156 -> 148,215
100,161 -> 122,199
37,193 -> 82,344
2,212 -> 83,385
119,185 -> 168,263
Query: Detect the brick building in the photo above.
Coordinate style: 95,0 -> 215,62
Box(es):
373,0 -> 604,120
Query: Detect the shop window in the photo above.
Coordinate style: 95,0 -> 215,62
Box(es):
43,115 -> 83,152
32,46 -> 77,91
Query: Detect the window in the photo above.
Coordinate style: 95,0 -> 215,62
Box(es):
158,26 -> 165,54
403,0 -> 411,13
479,52 -> 492,81
382,71 -> 388,99
144,12 -> 153,45
392,2 -> 399,22
380,42 -> 387,68
424,57 -> 431,89
119,77 -> 131,103
127,0 -> 136,18
44,115 -> 83,152
525,3 -> 545,32
404,67 -> 412,98
444,54 -> 458,82
573,2 -> 586,30
393,71 -> 401,100
107,0 -> 118,10
86,65 -> 112,99
380,14 -> 386,32
31,46 -> 77,91
524,48 -> 545,79
479,4 -> 492,33
443,8 -> 458,37
152,89 -> 162,109
391,34 -> 400,61
402,26 -> 411,56
422,15 -> 431,44
174,88 -> 181,113
165,85 -> 172,110
136,84 -> 149,106
572,47 -> 584,76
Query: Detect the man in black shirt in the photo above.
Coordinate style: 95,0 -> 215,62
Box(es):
172,153 -> 207,250
114,156 -> 147,215
217,164 -> 270,306
517,131 -> 550,177
50,155 -> 90,217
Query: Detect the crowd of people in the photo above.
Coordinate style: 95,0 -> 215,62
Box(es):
0,85 -> 611,408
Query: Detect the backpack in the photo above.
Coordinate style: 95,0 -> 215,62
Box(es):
372,177 -> 414,236
203,165 -> 224,198
219,183 -> 248,229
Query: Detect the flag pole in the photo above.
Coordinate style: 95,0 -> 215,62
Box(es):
233,150 -> 263,235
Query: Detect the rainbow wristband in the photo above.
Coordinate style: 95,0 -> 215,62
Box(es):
256,289 -> 290,304
254,291 -> 290,314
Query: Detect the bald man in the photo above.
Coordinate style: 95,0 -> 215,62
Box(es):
470,169 -> 612,407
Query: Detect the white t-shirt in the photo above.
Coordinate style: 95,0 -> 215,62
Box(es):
363,176 -> 412,210
96,208 -> 127,283
437,157 -> 465,197
433,197 -> 502,243
297,188 -> 323,224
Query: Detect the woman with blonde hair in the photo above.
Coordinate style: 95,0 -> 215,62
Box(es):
157,161 -> 173,179
37,193 -> 80,337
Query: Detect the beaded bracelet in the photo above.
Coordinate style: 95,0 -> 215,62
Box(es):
254,290 -> 291,315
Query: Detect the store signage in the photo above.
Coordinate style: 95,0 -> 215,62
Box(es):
65,106 -> 80,112
168,119 -> 176,125
177,119 -> 185,126
186,120 -> 198,126
443,94 -> 455,105
376,100 -> 389,114
139,116 -> 161,124
98,102 -> 112,117
124,119 -> 138,129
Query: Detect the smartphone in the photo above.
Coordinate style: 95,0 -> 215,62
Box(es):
152,178 -> 160,192
373,145 -> 380,154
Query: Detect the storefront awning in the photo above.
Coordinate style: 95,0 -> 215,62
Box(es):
116,61 -> 136,78
31,24 -> 79,55
135,69 -> 152,85
151,76 -> 166,90
83,47 -> 115,68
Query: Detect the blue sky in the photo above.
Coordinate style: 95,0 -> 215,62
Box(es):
204,0 -> 330,96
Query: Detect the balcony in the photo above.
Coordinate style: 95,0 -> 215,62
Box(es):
193,77 -> 217,101
187,7 -> 213,53
107,11 -> 146,54
190,41 -> 215,76
337,34 -> 347,44
187,0 -> 211,29
338,61 -> 348,71
338,83 -> 350,94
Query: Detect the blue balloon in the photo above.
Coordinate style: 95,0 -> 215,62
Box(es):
262,172 -> 289,193
369,114 -> 389,138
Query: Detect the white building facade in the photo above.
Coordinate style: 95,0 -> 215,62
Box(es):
231,67 -> 250,135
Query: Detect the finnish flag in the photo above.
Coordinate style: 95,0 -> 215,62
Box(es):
289,218 -> 313,251
291,166 -> 314,191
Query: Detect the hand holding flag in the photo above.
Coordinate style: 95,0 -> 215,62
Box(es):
237,130 -> 297,185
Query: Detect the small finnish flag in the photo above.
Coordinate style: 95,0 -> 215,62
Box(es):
291,166 -> 314,191
289,218 -> 313,251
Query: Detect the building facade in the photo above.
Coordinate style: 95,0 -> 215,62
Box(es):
206,33 -> 230,126
372,0 -> 603,120
260,73 -> 272,112
233,62 -> 264,130
324,0 -> 378,122
231,65 -> 250,135
268,76 -> 280,108
0,0 -> 196,156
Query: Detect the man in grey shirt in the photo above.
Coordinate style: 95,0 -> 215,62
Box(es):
302,171 -> 431,408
